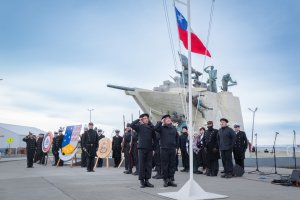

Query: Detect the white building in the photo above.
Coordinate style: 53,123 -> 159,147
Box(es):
0,123 -> 46,150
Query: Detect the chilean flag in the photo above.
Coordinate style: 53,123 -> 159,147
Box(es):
175,7 -> 211,57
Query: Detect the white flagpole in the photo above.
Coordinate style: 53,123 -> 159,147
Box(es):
159,1 -> 227,199
187,0 -> 194,182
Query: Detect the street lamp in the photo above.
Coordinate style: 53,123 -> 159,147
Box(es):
248,107 -> 258,150
87,108 -> 94,122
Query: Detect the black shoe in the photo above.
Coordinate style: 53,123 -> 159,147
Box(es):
193,171 -> 203,174
180,168 -> 187,172
156,174 -> 163,179
140,180 -> 145,188
163,179 -> 169,187
226,174 -> 233,178
124,170 -> 132,174
221,174 -> 226,178
168,180 -> 177,187
144,180 -> 154,188
221,170 -> 225,174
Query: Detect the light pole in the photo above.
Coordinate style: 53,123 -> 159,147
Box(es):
248,107 -> 258,150
87,108 -> 94,122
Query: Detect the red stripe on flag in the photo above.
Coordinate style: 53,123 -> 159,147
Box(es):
178,25 -> 211,57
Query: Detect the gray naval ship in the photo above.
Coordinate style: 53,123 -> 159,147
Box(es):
108,55 -> 243,131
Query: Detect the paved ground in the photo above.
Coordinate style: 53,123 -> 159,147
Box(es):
0,160 -> 299,200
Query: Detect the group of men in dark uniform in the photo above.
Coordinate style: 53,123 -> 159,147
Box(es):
118,114 -> 249,188
121,113 -> 179,188
22,114 -> 248,188
191,118 -> 248,178
23,128 -> 65,168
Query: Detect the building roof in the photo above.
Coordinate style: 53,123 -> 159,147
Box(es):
0,123 -> 46,136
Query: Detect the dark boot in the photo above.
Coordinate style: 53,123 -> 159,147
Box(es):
168,180 -> 177,187
140,180 -> 145,188
163,179 -> 169,187
144,179 -> 154,188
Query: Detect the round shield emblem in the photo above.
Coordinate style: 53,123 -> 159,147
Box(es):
42,132 -> 53,153
97,138 -> 112,158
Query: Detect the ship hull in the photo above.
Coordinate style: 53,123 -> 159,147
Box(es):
125,88 -> 244,130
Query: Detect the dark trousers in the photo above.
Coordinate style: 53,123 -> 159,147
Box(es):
97,158 -> 103,167
193,152 -> 200,172
138,149 -> 153,180
27,151 -> 34,167
124,147 -> 130,171
199,149 -> 207,169
86,156 -> 95,171
53,151 -> 59,165
181,150 -> 189,169
130,146 -> 138,171
113,150 -> 122,167
207,159 -> 219,175
161,148 -> 176,179
81,151 -> 87,167
176,152 -> 179,169
153,147 -> 161,174
235,158 -> 244,169
221,149 -> 233,175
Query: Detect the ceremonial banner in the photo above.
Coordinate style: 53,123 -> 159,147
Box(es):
42,131 -> 53,153
59,125 -> 82,161
97,138 -> 112,159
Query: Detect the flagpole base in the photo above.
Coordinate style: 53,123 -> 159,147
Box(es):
158,179 -> 228,200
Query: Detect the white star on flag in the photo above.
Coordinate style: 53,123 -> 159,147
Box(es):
177,14 -> 184,23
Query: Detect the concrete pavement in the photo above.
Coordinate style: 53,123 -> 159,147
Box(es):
0,160 -> 299,200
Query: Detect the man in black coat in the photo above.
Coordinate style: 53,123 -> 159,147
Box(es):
131,113 -> 156,188
56,129 -> 64,166
123,125 -> 132,174
97,129 -> 105,168
35,134 -> 43,164
203,121 -> 220,176
52,132 -> 59,166
233,124 -> 248,169
82,122 -> 99,172
112,130 -> 123,168
154,114 -> 178,187
217,118 -> 236,178
23,132 -> 37,168
178,126 -> 189,172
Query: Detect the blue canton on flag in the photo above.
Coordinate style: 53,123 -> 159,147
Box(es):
62,126 -> 74,147
175,7 -> 188,31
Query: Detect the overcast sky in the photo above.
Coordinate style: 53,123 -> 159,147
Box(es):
0,0 -> 299,145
